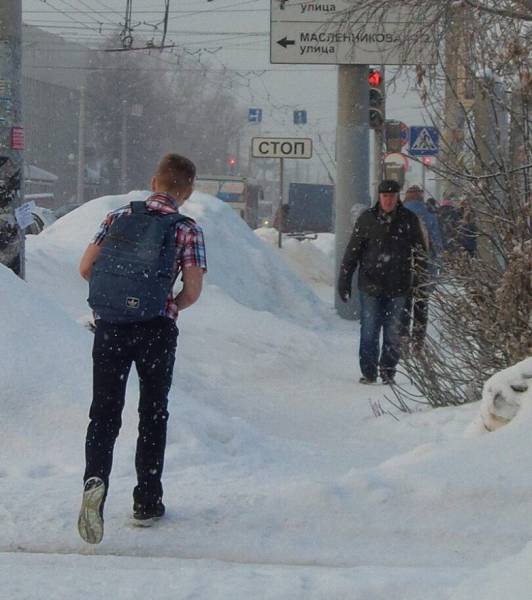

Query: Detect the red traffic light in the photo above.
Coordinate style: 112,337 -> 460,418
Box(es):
227,157 -> 237,166
368,69 -> 383,87
421,156 -> 433,166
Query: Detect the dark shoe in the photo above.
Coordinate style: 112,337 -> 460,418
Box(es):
132,501 -> 165,526
359,376 -> 377,385
78,477 -> 105,544
380,373 -> 396,385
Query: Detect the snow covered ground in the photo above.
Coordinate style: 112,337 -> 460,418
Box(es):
1,190 -> 531,599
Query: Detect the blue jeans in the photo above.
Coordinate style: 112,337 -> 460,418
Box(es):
359,292 -> 407,380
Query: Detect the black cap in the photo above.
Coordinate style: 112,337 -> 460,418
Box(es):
378,179 -> 401,193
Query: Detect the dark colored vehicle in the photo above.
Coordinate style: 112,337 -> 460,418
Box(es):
285,183 -> 334,234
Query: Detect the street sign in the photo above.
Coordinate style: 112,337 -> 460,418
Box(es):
248,108 -> 263,123
270,1 -> 437,65
409,126 -> 439,156
251,137 -> 313,159
10,126 -> 24,150
384,152 -> 410,171
293,110 -> 307,125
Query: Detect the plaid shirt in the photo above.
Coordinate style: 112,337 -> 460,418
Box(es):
92,192 -> 207,320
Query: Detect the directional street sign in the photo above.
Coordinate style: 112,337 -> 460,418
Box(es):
252,137 -> 313,159
293,110 -> 307,125
270,1 -> 437,65
408,126 -> 439,157
248,108 -> 263,123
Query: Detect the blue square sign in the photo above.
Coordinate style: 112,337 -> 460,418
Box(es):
294,110 -> 307,125
409,126 -> 439,156
248,108 -> 262,123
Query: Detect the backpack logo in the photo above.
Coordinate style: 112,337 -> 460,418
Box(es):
126,297 -> 140,309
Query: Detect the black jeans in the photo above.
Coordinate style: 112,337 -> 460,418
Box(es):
84,317 -> 178,508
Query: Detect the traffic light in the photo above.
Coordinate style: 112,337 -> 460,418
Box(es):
368,68 -> 384,129
385,120 -> 402,153
227,156 -> 237,174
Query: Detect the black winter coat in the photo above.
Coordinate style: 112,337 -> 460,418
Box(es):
339,202 -> 427,298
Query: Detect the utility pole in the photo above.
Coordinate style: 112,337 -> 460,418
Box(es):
335,65 -> 370,319
76,87 -> 86,205
277,157 -> 284,249
0,1 -> 24,277
120,100 -> 128,193
439,5 -> 468,199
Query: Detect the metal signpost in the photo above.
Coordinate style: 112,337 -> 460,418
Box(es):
270,0 -> 437,318
252,137 -> 313,248
0,1 -> 24,277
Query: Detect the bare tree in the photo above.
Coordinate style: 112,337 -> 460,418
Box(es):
86,36 -> 244,192
340,1 -> 531,408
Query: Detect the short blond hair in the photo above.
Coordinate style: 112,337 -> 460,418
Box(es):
155,153 -> 196,196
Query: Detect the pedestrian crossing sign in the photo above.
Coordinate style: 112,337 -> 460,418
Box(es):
409,126 -> 439,156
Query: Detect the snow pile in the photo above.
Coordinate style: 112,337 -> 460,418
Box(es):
477,358 -> 532,432
255,228 -> 335,289
0,264 -> 91,473
449,540 -> 532,600
26,191 -> 328,326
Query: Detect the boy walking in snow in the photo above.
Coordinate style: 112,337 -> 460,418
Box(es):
77,154 -> 207,544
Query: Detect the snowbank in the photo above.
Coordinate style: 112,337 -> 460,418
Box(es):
0,264 -> 91,473
255,228 -> 335,287
450,540 -> 532,600
471,358 -> 532,432
26,191 -> 328,326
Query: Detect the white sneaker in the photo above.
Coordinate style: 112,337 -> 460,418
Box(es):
78,477 -> 105,544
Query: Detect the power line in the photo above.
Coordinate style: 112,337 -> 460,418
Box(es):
24,8 -> 269,14
34,0 -> 104,35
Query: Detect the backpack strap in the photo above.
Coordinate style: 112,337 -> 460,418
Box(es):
129,201 -> 193,226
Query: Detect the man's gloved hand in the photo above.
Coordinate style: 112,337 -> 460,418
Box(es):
338,276 -> 352,303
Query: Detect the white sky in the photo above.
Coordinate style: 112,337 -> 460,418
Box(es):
21,0 -> 431,189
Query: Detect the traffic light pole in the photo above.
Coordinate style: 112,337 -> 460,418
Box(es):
334,65 -> 370,320
371,68 -> 385,200
0,0 -> 24,277
373,127 -> 384,199
277,157 -> 284,249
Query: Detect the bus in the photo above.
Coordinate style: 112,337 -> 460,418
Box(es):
194,175 -> 264,229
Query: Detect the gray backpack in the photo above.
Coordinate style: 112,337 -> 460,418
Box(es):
88,201 -> 190,322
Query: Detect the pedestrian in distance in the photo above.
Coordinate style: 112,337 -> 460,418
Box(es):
425,196 -> 439,215
401,185 -> 444,350
338,180 -> 428,385
77,153 -> 207,544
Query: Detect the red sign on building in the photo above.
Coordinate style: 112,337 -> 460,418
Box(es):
11,127 -> 25,150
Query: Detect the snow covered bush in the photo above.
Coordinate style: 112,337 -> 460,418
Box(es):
479,357 -> 532,432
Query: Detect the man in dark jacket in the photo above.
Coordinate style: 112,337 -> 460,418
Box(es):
338,180 -> 427,384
